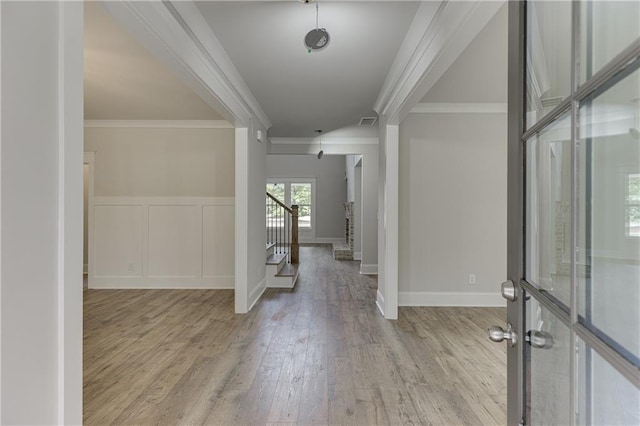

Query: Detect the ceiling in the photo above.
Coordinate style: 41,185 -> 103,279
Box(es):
421,4 -> 508,104
195,1 -> 420,137
84,2 -> 222,121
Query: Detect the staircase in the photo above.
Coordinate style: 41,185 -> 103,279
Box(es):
265,192 -> 299,288
265,242 -> 299,288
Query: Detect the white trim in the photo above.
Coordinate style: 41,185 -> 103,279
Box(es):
398,291 -> 506,307
410,103 -> 508,114
84,153 -> 95,286
248,277 -> 267,311
374,1 -> 505,124
235,127 -> 249,313
360,264 -> 378,275
376,290 -> 385,316
58,3 -> 84,423
83,120 -> 232,129
353,252 -> 362,261
89,277 -> 233,290
0,2 -> 3,416
383,125 -> 399,320
101,2 -> 270,130
270,137 -> 378,146
93,196 -> 234,206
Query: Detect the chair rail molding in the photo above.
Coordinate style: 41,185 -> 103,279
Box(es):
373,0 -> 505,124
99,1 -> 271,131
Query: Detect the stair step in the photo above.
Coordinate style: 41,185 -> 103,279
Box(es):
266,253 -> 287,265
266,242 -> 275,252
276,263 -> 298,277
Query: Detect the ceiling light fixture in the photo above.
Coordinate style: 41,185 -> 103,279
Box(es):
315,129 -> 324,159
305,2 -> 329,53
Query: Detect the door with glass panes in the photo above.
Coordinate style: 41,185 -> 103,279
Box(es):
489,2 -> 640,425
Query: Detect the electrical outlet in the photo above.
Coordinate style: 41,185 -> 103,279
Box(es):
469,274 -> 476,284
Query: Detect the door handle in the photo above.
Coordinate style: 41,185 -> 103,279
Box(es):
526,330 -> 554,349
488,323 -> 518,347
501,280 -> 517,301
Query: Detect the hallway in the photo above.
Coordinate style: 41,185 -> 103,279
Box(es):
84,245 -> 506,425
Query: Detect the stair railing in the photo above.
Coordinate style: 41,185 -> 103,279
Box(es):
266,192 -> 299,264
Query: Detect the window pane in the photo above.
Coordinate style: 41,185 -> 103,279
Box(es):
526,296 -> 571,425
526,113 -> 573,308
526,0 -> 572,129
627,174 -> 640,237
577,339 -> 640,425
297,205 -> 311,228
291,183 -> 311,205
580,0 -> 640,83
578,66 -> 640,363
267,182 -> 285,202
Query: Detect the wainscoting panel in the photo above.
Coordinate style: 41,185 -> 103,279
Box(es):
202,205 -> 235,278
93,205 -> 144,278
89,197 -> 234,289
148,205 -> 199,278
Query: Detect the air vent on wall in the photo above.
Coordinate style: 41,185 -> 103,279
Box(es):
359,117 -> 378,126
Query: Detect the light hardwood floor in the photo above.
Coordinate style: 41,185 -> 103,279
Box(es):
84,245 -> 506,425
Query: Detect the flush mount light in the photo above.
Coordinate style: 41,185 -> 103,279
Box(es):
305,2 -> 329,53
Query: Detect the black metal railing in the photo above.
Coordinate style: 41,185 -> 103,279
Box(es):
266,192 -> 298,264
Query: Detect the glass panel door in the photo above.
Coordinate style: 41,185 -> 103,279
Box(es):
501,1 -> 640,425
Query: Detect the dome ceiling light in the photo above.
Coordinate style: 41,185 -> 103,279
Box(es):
304,2 -> 329,53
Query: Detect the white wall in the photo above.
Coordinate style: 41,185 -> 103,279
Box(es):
84,126 -> 235,289
267,154 -> 347,241
1,2 -> 83,423
84,126 -> 234,197
398,113 -> 507,306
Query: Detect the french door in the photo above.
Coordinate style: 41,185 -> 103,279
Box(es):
493,1 -> 640,425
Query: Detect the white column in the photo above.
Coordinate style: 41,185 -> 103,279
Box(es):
235,127 -> 249,313
384,124 -> 399,320
1,1 -> 83,423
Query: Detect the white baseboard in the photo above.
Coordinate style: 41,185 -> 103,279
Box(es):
353,251 -> 362,261
88,276 -> 233,289
360,264 -> 378,275
398,291 -> 506,307
248,277 -> 267,311
376,290 -> 385,316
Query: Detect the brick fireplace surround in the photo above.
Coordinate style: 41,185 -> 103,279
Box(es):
333,202 -> 354,260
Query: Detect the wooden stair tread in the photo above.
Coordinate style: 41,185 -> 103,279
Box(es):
276,263 -> 298,277
266,253 -> 287,265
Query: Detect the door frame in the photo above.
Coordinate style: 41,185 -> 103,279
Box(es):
83,152 -> 95,280
506,2 -> 526,424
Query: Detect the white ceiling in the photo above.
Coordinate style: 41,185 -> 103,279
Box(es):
195,1 -> 420,137
84,2 -> 223,121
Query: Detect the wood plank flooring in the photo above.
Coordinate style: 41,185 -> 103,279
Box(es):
84,245 -> 506,425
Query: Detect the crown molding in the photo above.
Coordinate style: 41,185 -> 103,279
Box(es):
269,137 -> 378,145
83,120 -> 233,129
373,0 -> 505,124
100,1 -> 271,131
410,103 -> 507,114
